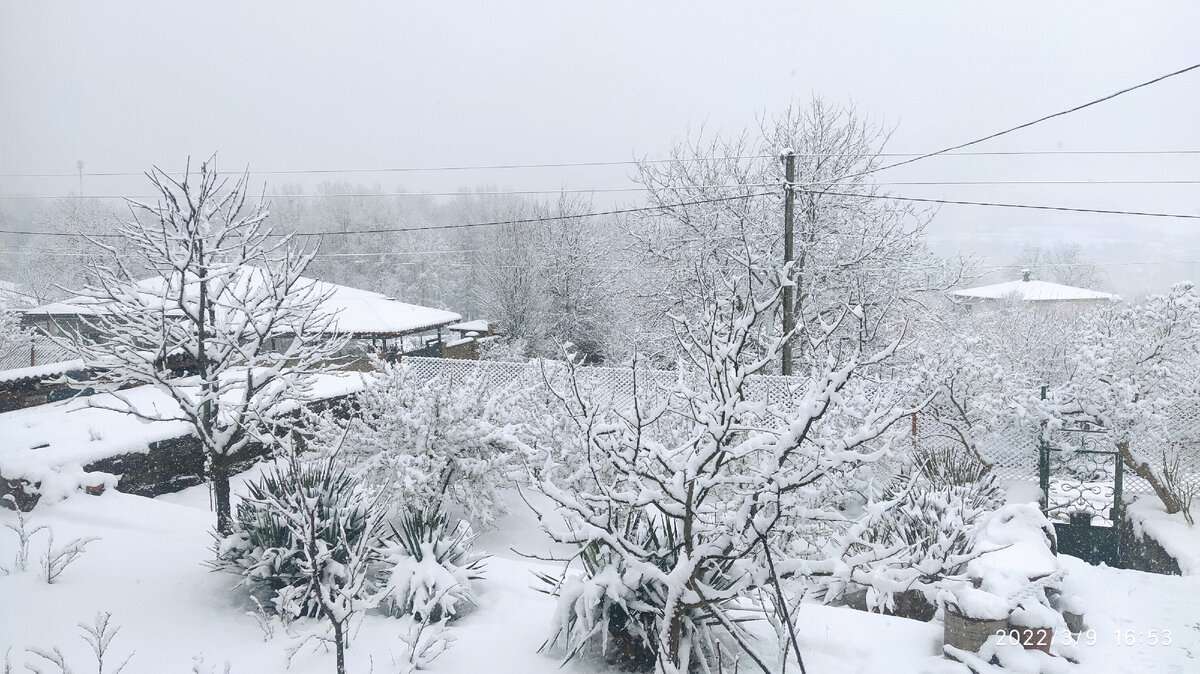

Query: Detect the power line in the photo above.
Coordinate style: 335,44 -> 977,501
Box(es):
0,190 -> 779,239
802,188 -> 1200,220
6,149 -> 1200,180
0,184 -> 778,200
6,177 -> 1200,201
2,249 -> 1194,273
855,62 -> 1200,179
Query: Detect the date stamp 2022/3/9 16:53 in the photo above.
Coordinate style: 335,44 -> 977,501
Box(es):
994,628 -> 1174,649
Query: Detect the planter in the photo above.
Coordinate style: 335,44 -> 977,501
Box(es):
1004,624 -> 1054,654
944,605 -> 1007,653
1063,611 -> 1085,634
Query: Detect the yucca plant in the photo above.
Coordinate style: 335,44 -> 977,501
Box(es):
840,444 -> 1006,619
210,460 -> 375,617
537,511 -> 745,673
378,508 -> 487,623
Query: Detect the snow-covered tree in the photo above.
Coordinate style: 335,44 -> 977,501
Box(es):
316,361 -> 528,529
9,198 -> 122,304
533,249 -> 928,673
0,306 -> 28,356
903,296 -> 1081,465
630,98 -> 963,370
477,220 -> 547,352
476,193 -> 624,362
1013,242 -> 1107,290
56,158 -> 347,534
1051,282 -> 1200,518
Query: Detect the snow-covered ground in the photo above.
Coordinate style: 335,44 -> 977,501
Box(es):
2,468 -> 1199,673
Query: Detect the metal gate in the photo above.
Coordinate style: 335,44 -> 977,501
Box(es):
1038,422 -> 1124,566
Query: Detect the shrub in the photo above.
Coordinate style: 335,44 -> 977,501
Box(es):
314,363 -> 528,530
830,444 -> 1006,620
211,459 -> 377,618
538,511 -> 741,672
378,509 -> 487,623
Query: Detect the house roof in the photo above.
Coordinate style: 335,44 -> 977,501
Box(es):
950,279 -> 1120,303
448,319 -> 490,333
0,359 -> 85,385
24,274 -> 462,337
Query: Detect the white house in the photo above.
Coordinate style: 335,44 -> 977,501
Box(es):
950,270 -> 1120,310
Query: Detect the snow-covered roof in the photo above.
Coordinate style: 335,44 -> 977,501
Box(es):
448,319 -> 490,333
950,279 -> 1120,303
0,359 -> 85,385
24,275 -> 462,337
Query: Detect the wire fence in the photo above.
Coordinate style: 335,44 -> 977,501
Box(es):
0,334 -> 75,371
401,355 -> 808,411
404,356 -> 1200,503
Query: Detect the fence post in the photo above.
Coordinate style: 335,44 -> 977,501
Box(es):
1112,451 -> 1125,564
1038,440 -> 1050,515
1038,384 -> 1049,514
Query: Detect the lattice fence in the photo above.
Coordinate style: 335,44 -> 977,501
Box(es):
910,402 -> 1200,498
910,411 -> 1040,484
401,356 -> 807,411
0,334 -> 75,371
401,357 -> 1200,502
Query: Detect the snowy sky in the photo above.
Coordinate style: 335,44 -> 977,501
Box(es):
2,1 -> 1199,295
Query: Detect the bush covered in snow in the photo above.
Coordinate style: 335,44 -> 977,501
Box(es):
315,362 -> 528,530
213,454 -> 489,673
212,457 -> 380,619
378,508 -> 487,624
824,445 -> 1005,620
538,510 -> 740,672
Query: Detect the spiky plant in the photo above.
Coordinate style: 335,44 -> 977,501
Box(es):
379,509 -> 487,623
210,460 -> 375,617
537,510 -> 745,673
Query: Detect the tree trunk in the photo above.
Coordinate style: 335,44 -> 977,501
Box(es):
210,454 -> 233,535
333,619 -> 346,674
1117,441 -> 1184,514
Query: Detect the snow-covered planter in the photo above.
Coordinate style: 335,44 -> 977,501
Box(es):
1007,602 -> 1059,654
377,509 -> 487,623
941,586 -> 1010,653
940,504 -> 1075,662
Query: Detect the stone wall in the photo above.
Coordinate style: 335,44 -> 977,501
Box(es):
0,391 -> 360,510
1117,515 -> 1182,575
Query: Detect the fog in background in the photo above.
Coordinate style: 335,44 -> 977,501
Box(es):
3,1 -> 1199,299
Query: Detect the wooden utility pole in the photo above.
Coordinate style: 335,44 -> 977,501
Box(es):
781,150 -> 796,376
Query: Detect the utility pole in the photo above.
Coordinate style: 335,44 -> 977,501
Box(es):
781,149 -> 796,376
76,160 -> 84,197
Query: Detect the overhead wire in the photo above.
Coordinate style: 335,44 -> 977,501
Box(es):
6,149 -> 1200,180
840,62 -> 1200,180
4,63 -> 1200,242
798,188 -> 1200,220
0,190 -> 780,238
7,176 -> 1200,200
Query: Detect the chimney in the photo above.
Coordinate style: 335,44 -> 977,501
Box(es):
1021,268 -> 1031,282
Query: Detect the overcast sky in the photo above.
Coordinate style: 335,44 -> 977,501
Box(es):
2,1 -> 1199,295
